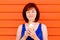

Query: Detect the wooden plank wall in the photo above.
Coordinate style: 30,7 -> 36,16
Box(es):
0,0 -> 60,40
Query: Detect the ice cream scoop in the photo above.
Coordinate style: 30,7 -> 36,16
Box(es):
28,23 -> 34,30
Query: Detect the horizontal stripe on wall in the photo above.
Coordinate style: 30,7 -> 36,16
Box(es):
0,28 -> 60,36
0,0 -> 60,4
0,5 -> 60,13
0,21 -> 60,27
0,13 -> 60,20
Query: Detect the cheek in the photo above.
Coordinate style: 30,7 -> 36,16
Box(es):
26,13 -> 29,17
33,13 -> 37,18
26,13 -> 30,19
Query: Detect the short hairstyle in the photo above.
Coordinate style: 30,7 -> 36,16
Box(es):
22,3 -> 40,23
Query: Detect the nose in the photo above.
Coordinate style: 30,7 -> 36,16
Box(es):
30,12 -> 32,14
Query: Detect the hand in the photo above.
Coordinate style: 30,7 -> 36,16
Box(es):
27,28 -> 40,40
21,31 -> 29,40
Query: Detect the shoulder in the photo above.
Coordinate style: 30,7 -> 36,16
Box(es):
18,24 -> 23,29
41,23 -> 47,28
39,22 -> 47,27
41,23 -> 47,32
37,22 -> 47,29
17,24 -> 24,33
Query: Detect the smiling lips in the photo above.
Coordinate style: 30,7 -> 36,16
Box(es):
29,15 -> 33,18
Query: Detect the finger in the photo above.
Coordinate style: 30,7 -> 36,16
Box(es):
27,29 -> 35,35
27,30 -> 31,34
26,30 -> 31,35
29,28 -> 33,30
28,29 -> 34,33
25,31 -> 30,37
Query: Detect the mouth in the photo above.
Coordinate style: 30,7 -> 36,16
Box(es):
29,16 -> 33,17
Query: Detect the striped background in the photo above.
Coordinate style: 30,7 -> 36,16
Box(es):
0,0 -> 60,40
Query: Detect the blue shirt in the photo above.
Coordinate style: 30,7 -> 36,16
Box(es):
21,23 -> 43,40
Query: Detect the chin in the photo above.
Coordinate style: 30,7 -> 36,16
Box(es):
29,19 -> 34,21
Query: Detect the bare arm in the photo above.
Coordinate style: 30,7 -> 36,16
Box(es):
16,24 -> 22,40
42,24 -> 48,40
16,24 -> 28,40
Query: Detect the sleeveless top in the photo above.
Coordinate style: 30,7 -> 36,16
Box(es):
20,23 -> 43,40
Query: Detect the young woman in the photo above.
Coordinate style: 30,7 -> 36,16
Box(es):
16,3 -> 48,40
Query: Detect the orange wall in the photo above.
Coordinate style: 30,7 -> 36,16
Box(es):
0,0 -> 60,40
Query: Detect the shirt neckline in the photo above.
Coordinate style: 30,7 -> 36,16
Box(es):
24,23 -> 40,32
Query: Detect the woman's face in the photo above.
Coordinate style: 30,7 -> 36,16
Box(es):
26,8 -> 37,22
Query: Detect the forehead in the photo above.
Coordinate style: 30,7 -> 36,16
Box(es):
27,7 -> 36,11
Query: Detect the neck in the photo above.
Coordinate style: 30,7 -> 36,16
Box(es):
28,21 -> 37,24
28,21 -> 34,24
